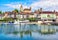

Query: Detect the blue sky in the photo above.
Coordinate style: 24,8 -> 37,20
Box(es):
0,0 -> 58,12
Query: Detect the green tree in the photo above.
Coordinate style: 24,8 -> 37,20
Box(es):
27,18 -> 37,22
14,9 -> 19,13
12,9 -> 19,19
0,11 -> 2,14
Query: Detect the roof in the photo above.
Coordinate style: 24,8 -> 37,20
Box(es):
23,8 -> 31,11
34,11 -> 57,14
4,11 -> 18,15
19,12 -> 34,15
42,11 -> 54,13
0,14 -> 3,16
55,12 -> 58,16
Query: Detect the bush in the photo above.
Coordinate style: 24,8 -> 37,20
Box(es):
0,18 -> 14,22
27,18 -> 37,22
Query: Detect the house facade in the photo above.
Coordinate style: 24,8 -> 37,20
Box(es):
4,12 -> 14,18
40,11 -> 56,21
34,8 -> 57,21
0,14 -> 3,19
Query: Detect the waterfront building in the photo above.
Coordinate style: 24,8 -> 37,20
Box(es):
19,13 -> 27,19
19,5 -> 32,19
3,12 -> 14,18
19,12 -> 34,19
34,8 -> 56,21
29,13 -> 34,18
0,14 -> 3,19
40,11 -> 56,21
3,12 -> 9,18
34,9 -> 41,19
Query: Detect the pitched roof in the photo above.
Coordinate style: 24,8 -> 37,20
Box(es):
19,12 -> 34,15
34,11 -> 57,14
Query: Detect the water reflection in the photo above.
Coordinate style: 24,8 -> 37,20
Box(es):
0,23 -> 58,39
39,25 -> 56,34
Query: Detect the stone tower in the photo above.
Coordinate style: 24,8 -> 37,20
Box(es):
40,8 -> 42,12
20,5 -> 23,12
30,7 -> 31,10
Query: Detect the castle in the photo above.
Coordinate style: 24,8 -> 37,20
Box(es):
20,5 -> 31,13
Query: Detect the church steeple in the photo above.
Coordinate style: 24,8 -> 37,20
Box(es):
40,8 -> 42,12
20,4 -> 23,12
30,7 -> 31,10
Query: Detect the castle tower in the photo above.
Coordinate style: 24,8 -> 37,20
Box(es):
30,7 -> 31,10
20,5 -> 23,12
40,8 -> 42,12
54,10 -> 55,13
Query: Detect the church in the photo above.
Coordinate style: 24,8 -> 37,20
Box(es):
19,5 -> 34,19
20,5 -> 31,13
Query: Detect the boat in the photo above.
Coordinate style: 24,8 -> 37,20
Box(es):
14,20 -> 29,25
50,22 -> 58,26
0,20 -> 29,25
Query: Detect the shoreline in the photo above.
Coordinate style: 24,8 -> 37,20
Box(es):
0,21 -> 58,25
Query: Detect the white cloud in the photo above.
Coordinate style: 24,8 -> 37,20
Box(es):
5,4 -> 21,9
31,0 -> 58,11
4,0 -> 58,11
4,3 -> 29,10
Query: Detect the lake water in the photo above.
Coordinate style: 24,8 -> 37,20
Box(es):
0,23 -> 58,40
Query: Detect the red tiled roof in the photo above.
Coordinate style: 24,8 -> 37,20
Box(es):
42,11 -> 53,13
2,11 -> 58,15
55,12 -> 58,16
34,11 -> 58,14
4,12 -> 15,15
0,14 -> 3,16
23,9 -> 31,11
19,12 -> 34,15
